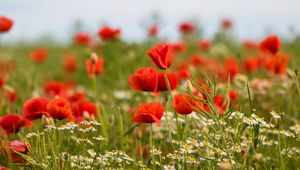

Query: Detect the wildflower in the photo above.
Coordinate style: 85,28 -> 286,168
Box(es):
85,53 -> 104,78
71,100 -> 97,122
198,39 -> 212,51
128,67 -> 158,92
179,22 -> 196,34
22,97 -> 49,120
242,39 -> 257,50
44,81 -> 68,97
172,94 -> 195,115
47,98 -> 74,121
148,25 -> 158,37
0,16 -> 13,32
221,18 -> 233,29
29,48 -> 48,63
98,26 -> 120,40
157,72 -> 178,91
74,32 -> 93,46
132,102 -> 164,126
63,54 -> 78,72
259,35 -> 280,55
217,162 -> 232,170
147,44 -> 174,69
2,141 -> 31,163
0,114 -> 31,136
244,57 -> 260,73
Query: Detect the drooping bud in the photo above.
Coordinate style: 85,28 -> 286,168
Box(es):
133,127 -> 142,139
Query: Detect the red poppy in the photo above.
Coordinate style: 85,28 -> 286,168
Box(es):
0,16 -> 13,32
74,32 -> 93,46
29,48 -> 48,63
244,57 -> 260,73
0,114 -> 31,136
0,77 -> 4,88
63,54 -> 78,72
132,102 -> 164,126
172,94 -> 195,115
157,72 -> 178,91
242,39 -> 257,50
229,89 -> 237,101
169,42 -> 187,53
222,58 -> 239,81
221,18 -> 233,29
4,89 -> 17,104
259,35 -> 280,55
179,22 -> 196,34
198,39 -> 212,51
147,44 -> 174,69
98,26 -> 120,41
176,63 -> 190,80
148,25 -> 158,37
264,54 -> 289,75
71,100 -> 97,122
128,67 -> 158,92
47,98 -> 74,121
190,55 -> 208,67
44,81 -> 68,97
67,92 -> 87,103
4,141 -> 31,163
85,53 -> 104,78
22,97 -> 49,120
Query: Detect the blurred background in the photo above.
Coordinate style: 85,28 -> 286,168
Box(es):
1,0 -> 300,43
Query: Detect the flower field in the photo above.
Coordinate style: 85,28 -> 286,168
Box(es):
1,16 -> 300,170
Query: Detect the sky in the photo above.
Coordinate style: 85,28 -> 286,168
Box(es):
1,0 -> 300,43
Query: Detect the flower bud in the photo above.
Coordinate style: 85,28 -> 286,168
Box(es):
218,162 -> 232,170
253,153 -> 263,162
133,127 -> 142,139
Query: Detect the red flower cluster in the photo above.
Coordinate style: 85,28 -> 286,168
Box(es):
2,141 -> 31,163
47,97 -> 74,121
179,22 -> 196,34
74,32 -> 93,46
259,35 -> 280,55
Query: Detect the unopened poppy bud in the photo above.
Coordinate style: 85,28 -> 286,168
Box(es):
186,80 -> 193,92
108,114 -> 115,126
83,111 -> 91,120
253,153 -> 263,162
133,127 -> 142,139
90,53 -> 98,64
41,115 -> 54,126
217,162 -> 232,170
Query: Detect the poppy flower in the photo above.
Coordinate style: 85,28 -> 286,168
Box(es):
172,94 -> 195,115
244,57 -> 260,73
264,54 -> 289,75
0,77 -> 4,88
157,72 -> 178,91
29,48 -> 48,63
0,16 -> 13,32
221,18 -> 233,29
190,55 -> 207,67
242,39 -> 257,50
128,67 -> 158,92
176,63 -> 190,80
132,102 -> 164,126
71,100 -> 97,122
67,92 -> 87,103
22,97 -> 49,120
74,32 -> 93,46
198,39 -> 212,51
63,54 -> 78,72
44,81 -> 68,97
259,35 -> 280,55
3,141 -> 31,163
85,53 -> 104,78
0,114 -> 31,136
169,42 -> 187,53
47,98 -> 74,121
98,26 -> 121,41
222,58 -> 239,81
0,165 -> 11,170
4,89 -> 17,104
148,25 -> 158,37
147,44 -> 174,69
179,22 -> 196,34
229,89 -> 237,101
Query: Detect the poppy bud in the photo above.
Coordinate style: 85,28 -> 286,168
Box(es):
253,153 -> 263,162
41,115 -> 54,126
186,80 -> 193,92
133,127 -> 142,139
108,114 -> 115,126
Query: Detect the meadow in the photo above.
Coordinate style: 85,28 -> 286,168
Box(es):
1,17 -> 300,169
